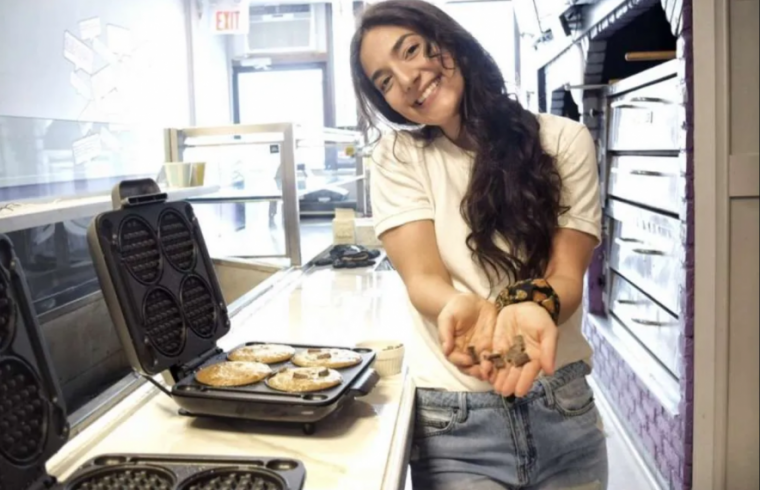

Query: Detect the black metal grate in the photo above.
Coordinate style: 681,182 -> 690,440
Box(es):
69,466 -> 175,490
159,210 -> 196,272
120,217 -> 162,284
0,358 -> 47,464
179,469 -> 282,490
0,273 -> 14,353
181,276 -> 217,339
142,288 -> 186,356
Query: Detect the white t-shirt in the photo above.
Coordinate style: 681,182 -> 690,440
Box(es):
370,113 -> 602,392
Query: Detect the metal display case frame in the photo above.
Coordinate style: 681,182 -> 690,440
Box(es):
164,123 -> 366,267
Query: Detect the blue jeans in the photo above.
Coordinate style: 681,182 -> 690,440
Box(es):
410,362 -> 608,490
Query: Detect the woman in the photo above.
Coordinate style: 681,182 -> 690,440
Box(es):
351,1 -> 607,489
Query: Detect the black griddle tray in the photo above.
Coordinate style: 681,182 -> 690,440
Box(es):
170,342 -> 378,425
87,179 -> 231,377
62,454 -> 305,490
0,232 -> 307,490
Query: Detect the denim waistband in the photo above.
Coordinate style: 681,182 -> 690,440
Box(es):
417,361 -> 591,410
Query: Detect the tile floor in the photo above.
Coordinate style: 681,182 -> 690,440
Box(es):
591,377 -> 661,490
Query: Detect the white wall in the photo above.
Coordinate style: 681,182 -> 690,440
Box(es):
0,0 -> 191,126
188,0 -> 233,125
332,0 -> 358,127
725,0 -> 759,487
443,0 -> 516,87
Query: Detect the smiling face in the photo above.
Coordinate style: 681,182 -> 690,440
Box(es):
359,25 -> 465,138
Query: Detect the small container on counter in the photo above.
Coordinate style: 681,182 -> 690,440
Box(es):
355,340 -> 405,377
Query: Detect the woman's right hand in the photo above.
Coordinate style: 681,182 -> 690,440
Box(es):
437,293 -> 497,381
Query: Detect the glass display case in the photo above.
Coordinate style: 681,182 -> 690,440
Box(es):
164,123 -> 367,266
0,114 -> 164,202
0,114 -> 217,422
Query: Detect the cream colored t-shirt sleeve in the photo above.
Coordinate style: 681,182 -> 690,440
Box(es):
369,134 -> 434,237
555,125 -> 603,244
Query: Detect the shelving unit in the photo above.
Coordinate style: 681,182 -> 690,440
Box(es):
164,123 -> 367,267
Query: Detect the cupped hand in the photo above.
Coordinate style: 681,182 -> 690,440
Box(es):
437,293 -> 497,381
488,302 -> 558,397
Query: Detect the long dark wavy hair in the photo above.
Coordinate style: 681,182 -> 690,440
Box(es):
351,0 -> 567,283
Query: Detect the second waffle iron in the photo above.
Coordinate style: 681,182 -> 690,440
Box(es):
87,179 -> 378,434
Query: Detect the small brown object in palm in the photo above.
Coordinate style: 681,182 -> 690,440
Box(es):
505,335 -> 530,367
512,352 -> 531,367
467,345 -> 480,365
487,352 -> 506,369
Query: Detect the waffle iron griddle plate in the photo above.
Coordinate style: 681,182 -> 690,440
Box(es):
64,454 -> 304,490
0,233 -> 306,490
87,179 -> 378,434
172,342 -> 377,432
0,234 -> 68,490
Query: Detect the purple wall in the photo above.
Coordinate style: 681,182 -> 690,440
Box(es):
679,0 -> 695,486
540,0 -> 695,487
584,323 -> 688,488
582,1 -> 695,488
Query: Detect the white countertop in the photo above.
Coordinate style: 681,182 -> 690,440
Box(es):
48,268 -> 416,490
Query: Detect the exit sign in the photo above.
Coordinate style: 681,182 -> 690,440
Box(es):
212,1 -> 249,35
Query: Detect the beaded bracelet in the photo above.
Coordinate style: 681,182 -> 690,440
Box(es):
494,278 -> 561,325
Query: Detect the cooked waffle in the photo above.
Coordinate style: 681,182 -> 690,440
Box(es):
266,367 -> 342,393
228,344 -> 296,364
291,348 -> 361,369
195,361 -> 272,388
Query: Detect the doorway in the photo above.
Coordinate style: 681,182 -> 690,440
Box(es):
233,63 -> 328,127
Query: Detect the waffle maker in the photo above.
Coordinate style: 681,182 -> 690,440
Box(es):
86,179 -> 379,435
0,234 -> 306,490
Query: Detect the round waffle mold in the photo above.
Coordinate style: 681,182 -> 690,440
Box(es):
178,468 -> 284,490
0,272 -> 15,353
67,465 -> 175,490
119,216 -> 162,284
159,209 -> 196,272
142,287 -> 186,356
180,275 -> 217,339
0,357 -> 47,464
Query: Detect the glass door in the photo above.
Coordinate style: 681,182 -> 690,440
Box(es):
189,64 -> 329,259
236,66 -> 326,126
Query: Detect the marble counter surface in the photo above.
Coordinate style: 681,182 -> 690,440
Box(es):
48,268 -> 416,490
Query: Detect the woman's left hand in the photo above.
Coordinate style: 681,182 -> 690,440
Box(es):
488,302 -> 558,397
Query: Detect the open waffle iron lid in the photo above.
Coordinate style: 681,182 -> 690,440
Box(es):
0,234 -> 70,490
87,179 -> 231,377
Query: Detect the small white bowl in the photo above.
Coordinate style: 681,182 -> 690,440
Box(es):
355,340 -> 405,377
